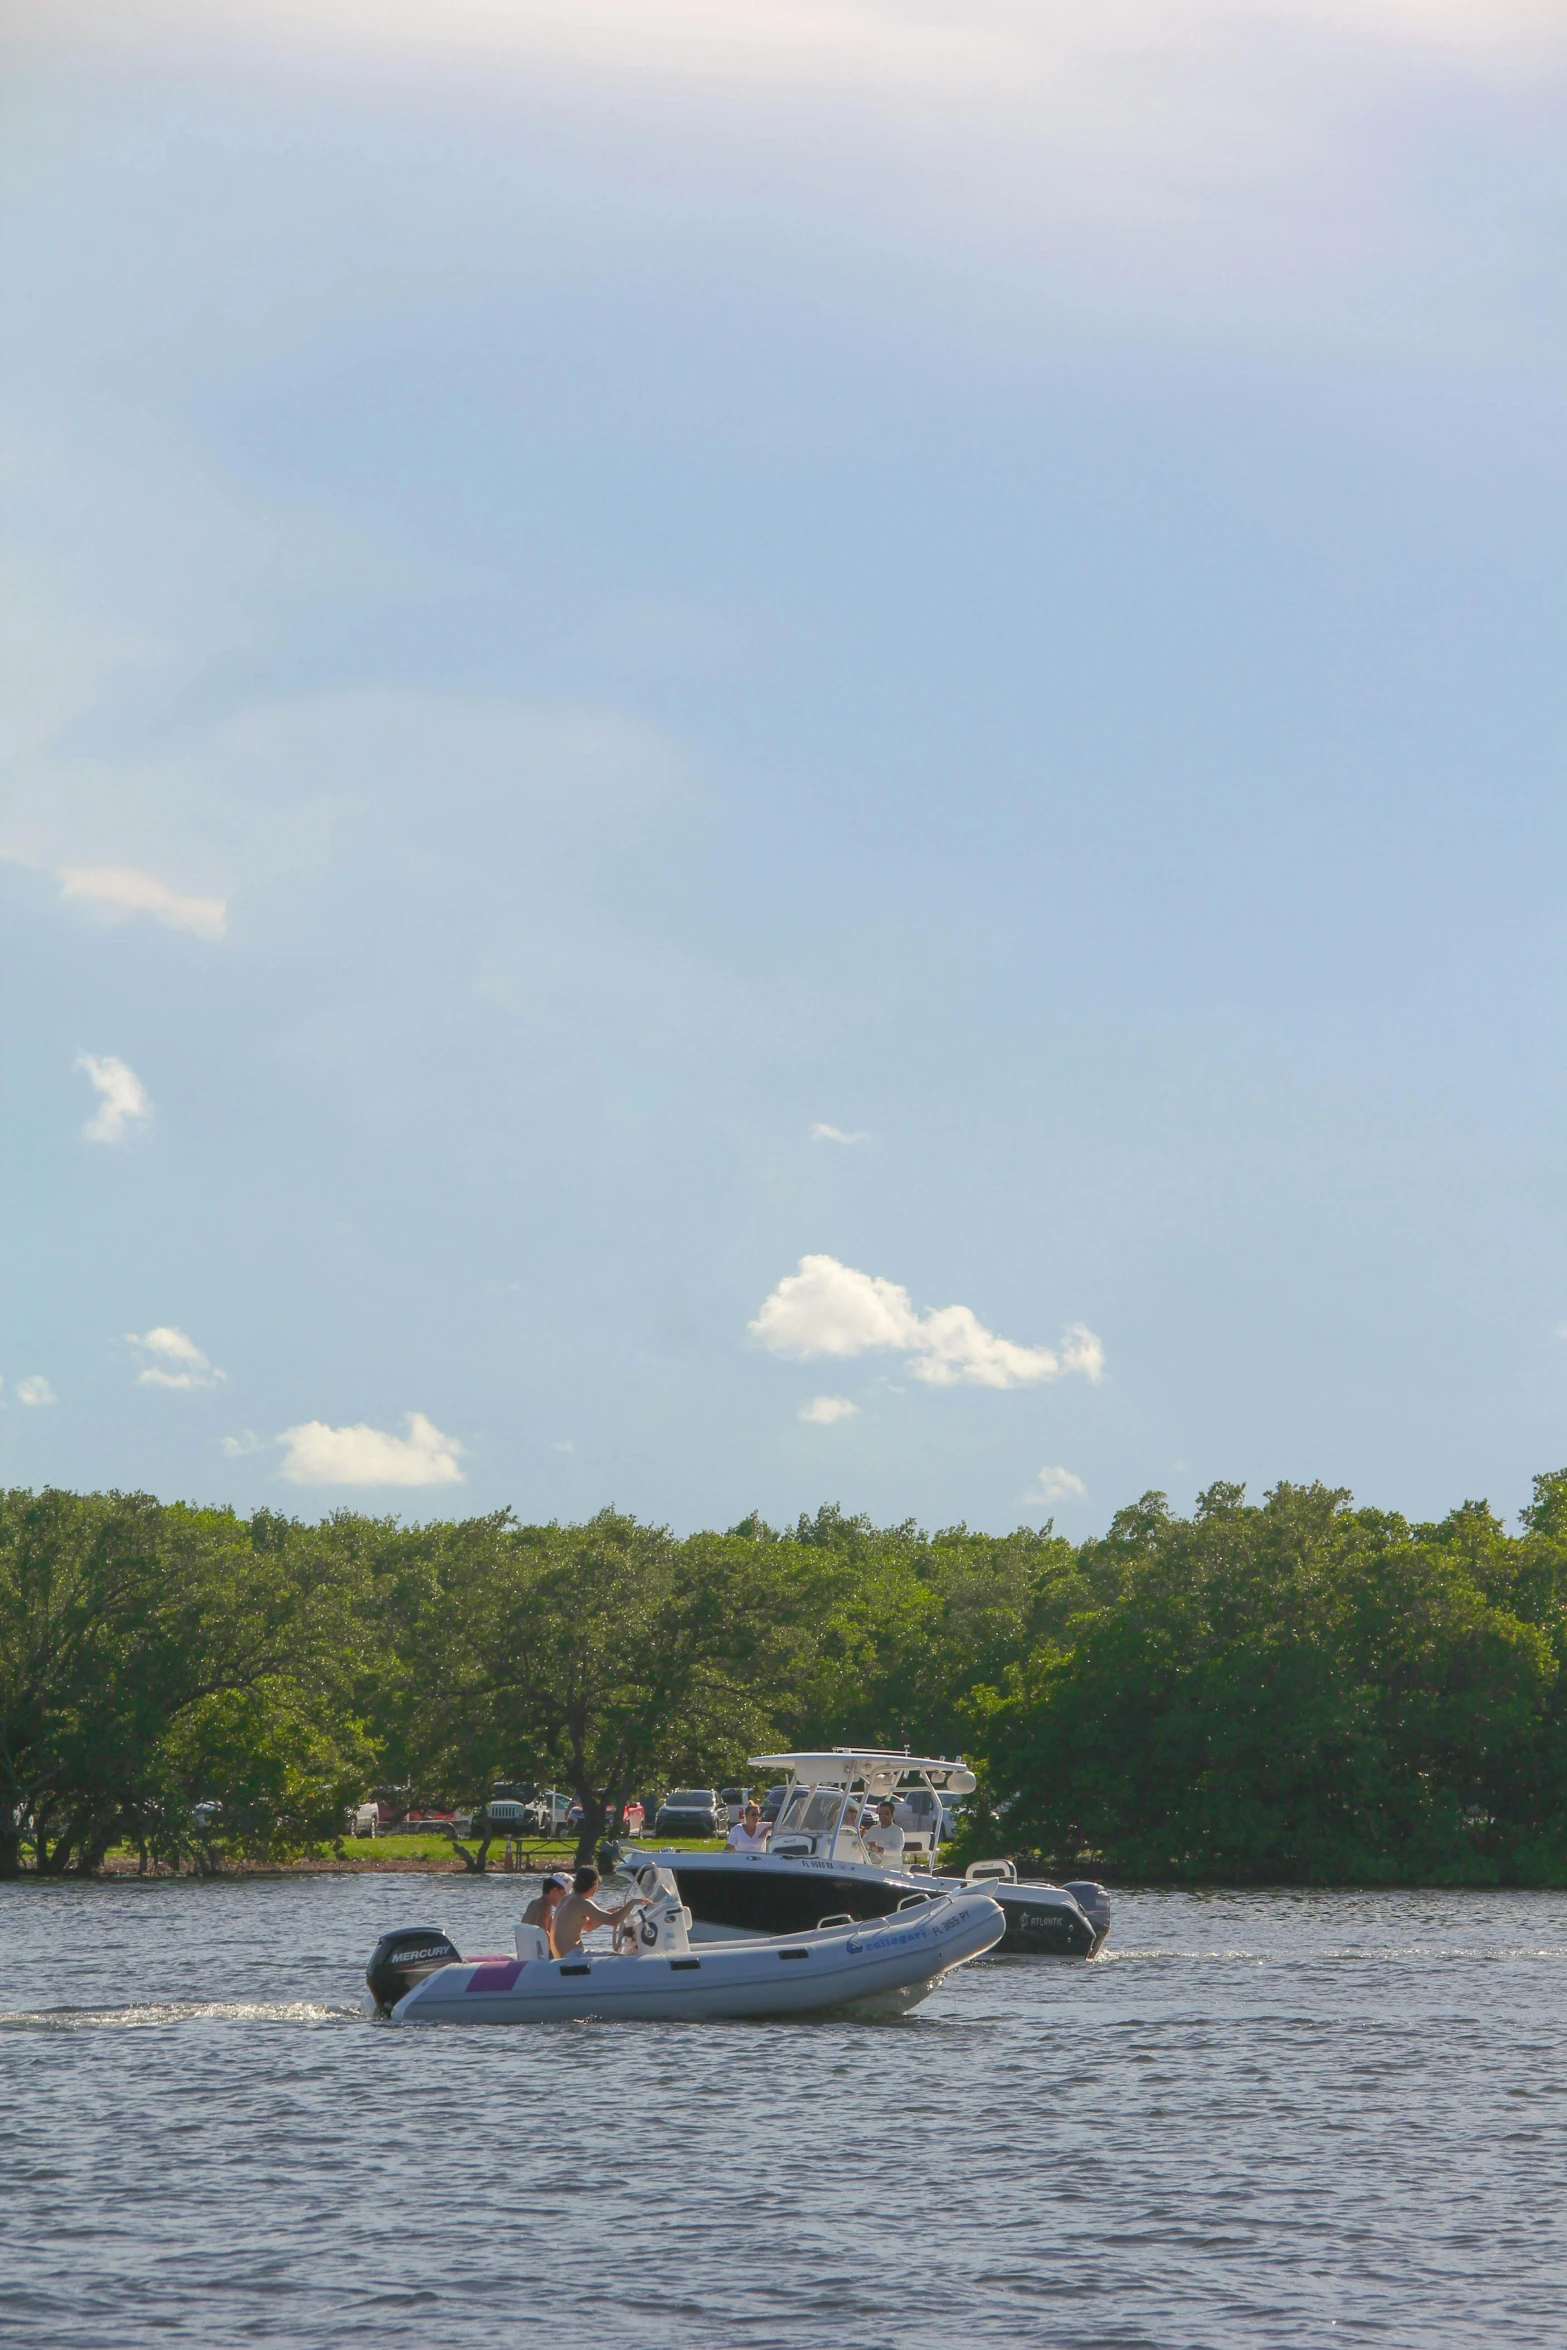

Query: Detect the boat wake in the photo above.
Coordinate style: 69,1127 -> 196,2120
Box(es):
0,1999 -> 364,2032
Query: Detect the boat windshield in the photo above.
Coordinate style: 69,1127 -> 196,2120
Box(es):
751,1751 -> 977,1868
778,1789 -> 844,1836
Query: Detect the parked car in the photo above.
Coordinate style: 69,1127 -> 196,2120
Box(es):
481,1799 -> 533,1831
347,1800 -> 380,1838
759,1784 -> 789,1825
719,1786 -> 751,1815
654,1788 -> 730,1838
563,1796 -> 645,1837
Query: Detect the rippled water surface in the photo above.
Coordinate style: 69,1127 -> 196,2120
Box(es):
4,1876 -> 1566,2347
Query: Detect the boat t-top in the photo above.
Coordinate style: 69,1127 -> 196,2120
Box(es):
663,1750 -> 1109,1959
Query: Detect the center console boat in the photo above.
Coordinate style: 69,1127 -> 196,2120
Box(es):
664,1750 -> 1110,1959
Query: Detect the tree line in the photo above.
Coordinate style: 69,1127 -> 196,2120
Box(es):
6,1474 -> 1567,1884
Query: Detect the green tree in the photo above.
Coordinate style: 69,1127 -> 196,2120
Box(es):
383,1510 -> 803,1867
970,1481 -> 1564,1882
0,1489 -> 372,1876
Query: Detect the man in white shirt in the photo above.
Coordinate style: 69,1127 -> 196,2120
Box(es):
725,1801 -> 769,1853
863,1798 -> 905,1868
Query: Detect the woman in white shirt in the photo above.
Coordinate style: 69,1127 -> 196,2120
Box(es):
725,1801 -> 770,1853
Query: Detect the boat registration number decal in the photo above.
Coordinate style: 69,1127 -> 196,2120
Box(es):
846,1924 -> 932,1957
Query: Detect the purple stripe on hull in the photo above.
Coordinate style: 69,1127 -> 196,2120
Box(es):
466,1960 -> 524,1994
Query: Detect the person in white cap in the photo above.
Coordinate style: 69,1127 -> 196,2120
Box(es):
520,1873 -> 569,1932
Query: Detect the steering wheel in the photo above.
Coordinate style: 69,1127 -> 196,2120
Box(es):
612,1897 -> 653,1955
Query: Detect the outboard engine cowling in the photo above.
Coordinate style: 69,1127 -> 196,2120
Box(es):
1062,1881 -> 1112,1951
366,1925 -> 462,2016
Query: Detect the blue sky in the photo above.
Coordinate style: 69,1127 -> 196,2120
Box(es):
3,0 -> 1565,1532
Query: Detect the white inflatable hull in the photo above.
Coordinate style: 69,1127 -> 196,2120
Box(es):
389,1890 -> 1004,2026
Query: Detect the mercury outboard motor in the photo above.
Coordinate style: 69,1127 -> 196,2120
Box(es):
366,1925 -> 462,2016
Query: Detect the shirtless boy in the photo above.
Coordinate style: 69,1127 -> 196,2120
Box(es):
548,1865 -> 646,1957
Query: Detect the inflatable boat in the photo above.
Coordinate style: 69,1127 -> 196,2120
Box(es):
667,1751 -> 1111,1960
366,1865 -> 1004,2025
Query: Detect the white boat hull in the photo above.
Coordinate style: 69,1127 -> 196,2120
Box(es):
388,1890 -> 1004,2026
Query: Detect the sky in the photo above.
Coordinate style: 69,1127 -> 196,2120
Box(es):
2,0 -> 1565,1535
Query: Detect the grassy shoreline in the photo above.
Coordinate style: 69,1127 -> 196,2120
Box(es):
35,1835 -> 733,1880
21,1839 -> 1567,1888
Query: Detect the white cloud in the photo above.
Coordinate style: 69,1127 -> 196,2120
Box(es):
221,1430 -> 264,1457
36,1 -> 1566,85
128,1326 -> 226,1391
56,864 -> 227,941
810,1123 -> 869,1145
16,1376 -> 57,1407
278,1411 -> 466,1487
77,1053 -> 152,1144
799,1394 -> 859,1424
6,852 -> 227,942
11,0 -> 1565,450
1026,1464 -> 1087,1503
750,1254 -> 1105,1392
1057,1324 -> 1106,1383
753,1256 -> 923,1359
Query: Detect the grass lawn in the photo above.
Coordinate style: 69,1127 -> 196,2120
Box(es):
343,1833 -> 729,1864
90,1832 -> 733,1876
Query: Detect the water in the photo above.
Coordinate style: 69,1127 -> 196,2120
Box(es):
3,1876 -> 1565,2347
